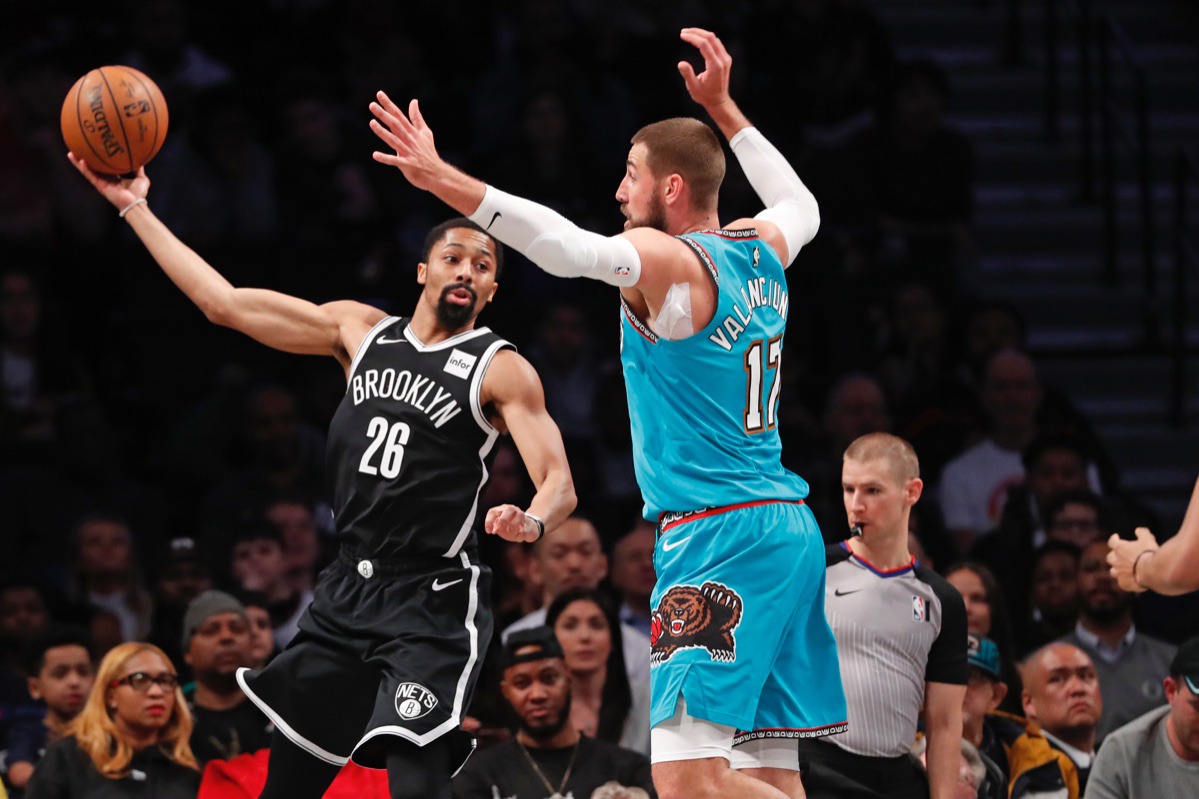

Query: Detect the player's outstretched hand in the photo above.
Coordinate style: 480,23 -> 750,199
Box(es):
485,504 -> 541,543
678,28 -> 733,111
67,153 -> 148,210
369,92 -> 446,191
1107,528 -> 1158,592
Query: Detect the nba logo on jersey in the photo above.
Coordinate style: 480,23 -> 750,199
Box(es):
394,682 -> 438,720
912,595 -> 928,622
444,349 -> 477,379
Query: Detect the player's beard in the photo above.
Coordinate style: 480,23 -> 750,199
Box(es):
435,283 -> 479,330
624,191 -> 668,232
519,691 -> 572,741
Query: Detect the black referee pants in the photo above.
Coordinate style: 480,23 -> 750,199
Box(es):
796,738 -> 929,799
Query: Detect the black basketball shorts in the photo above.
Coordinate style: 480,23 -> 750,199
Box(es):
237,548 -> 493,770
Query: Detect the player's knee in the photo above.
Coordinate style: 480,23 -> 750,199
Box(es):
652,759 -> 731,799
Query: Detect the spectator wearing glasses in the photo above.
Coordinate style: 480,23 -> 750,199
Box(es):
24,642 -> 199,799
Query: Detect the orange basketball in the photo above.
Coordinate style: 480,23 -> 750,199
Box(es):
60,66 -> 168,176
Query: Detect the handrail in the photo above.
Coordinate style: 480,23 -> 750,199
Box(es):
1170,149 -> 1199,427
1097,16 -> 1154,340
1043,0 -> 1094,200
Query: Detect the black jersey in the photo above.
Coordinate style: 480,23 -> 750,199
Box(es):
326,316 -> 514,559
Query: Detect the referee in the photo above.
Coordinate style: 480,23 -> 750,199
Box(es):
798,433 -> 967,799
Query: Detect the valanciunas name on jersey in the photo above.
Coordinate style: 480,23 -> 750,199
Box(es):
708,275 -> 790,352
350,368 -> 462,428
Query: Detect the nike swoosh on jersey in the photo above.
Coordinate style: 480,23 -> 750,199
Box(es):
833,588 -> 861,597
662,537 -> 689,552
376,336 -> 407,344
432,578 -> 463,591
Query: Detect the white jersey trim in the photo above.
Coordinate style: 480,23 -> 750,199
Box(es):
351,551 -> 481,751
236,667 -> 349,766
403,325 -> 493,352
441,338 -> 509,558
346,314 -> 399,388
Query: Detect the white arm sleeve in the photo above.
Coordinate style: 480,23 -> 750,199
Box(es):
469,185 -> 642,287
729,126 -> 820,268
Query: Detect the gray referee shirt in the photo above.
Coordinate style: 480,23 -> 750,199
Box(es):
824,543 -> 968,758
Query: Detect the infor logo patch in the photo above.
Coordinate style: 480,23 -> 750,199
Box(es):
444,348 -> 477,379
394,682 -> 438,720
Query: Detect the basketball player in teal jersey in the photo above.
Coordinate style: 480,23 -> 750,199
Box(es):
370,27 -> 846,799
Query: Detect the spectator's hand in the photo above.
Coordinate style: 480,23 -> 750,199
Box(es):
678,28 -> 733,112
67,153 -> 148,209
369,94 -> 447,192
485,505 -> 540,543
1107,527 -> 1158,592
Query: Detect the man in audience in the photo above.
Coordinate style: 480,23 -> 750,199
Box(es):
501,515 -> 607,639
610,520 -> 655,638
2,627 -> 94,792
959,634 -> 1009,798
452,627 -> 655,799
1023,541 -> 1081,654
940,349 -> 1042,554
1058,541 -> 1175,739
1022,643 -> 1102,793
233,589 -> 277,669
147,536 -> 213,668
229,522 -> 312,649
182,590 -> 273,765
971,635 -> 1087,798
1087,634 -> 1199,798
263,494 -> 322,596
1044,491 -> 1105,550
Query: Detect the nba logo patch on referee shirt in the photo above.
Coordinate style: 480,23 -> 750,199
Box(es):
444,349 -> 477,379
912,595 -> 928,622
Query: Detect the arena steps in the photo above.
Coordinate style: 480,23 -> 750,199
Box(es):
865,0 -> 1199,527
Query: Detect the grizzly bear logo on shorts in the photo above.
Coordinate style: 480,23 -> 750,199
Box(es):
650,582 -> 743,664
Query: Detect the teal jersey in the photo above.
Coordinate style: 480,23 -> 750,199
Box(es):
620,229 -> 809,519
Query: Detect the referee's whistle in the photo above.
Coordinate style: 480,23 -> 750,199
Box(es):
849,524 -> 863,538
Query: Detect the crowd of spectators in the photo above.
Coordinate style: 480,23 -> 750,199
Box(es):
3,2 -> 1198,798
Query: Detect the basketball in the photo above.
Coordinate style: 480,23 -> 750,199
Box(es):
60,66 -> 168,176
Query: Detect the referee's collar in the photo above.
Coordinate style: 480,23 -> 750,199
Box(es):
841,541 -> 917,577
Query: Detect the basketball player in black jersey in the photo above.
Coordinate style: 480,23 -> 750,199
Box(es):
68,154 -> 577,799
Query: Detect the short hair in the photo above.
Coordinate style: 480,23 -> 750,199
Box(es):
1022,434 -> 1090,472
843,432 -> 920,482
630,118 -> 725,211
1044,490 -> 1106,528
420,218 -> 505,280
23,626 -> 93,675
1032,539 -> 1083,567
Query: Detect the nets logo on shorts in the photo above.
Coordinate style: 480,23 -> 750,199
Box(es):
394,682 -> 438,720
650,582 -> 743,665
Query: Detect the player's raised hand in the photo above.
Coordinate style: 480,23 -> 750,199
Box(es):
1107,527 -> 1158,592
67,153 -> 149,210
485,504 -> 541,543
678,28 -> 733,110
369,93 -> 446,191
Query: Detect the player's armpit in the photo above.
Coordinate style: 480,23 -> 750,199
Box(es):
482,350 -> 577,531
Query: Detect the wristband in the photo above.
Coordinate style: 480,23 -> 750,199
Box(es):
1132,548 -> 1155,588
119,198 -> 147,218
524,512 -> 545,541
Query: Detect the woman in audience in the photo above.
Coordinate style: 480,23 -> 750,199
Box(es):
945,561 -> 1024,714
546,587 -> 649,756
25,642 -> 199,798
